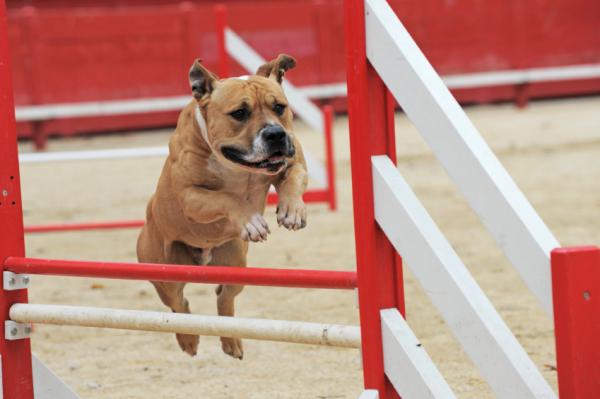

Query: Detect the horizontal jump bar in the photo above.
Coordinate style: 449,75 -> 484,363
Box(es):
9,304 -> 361,348
3,257 -> 357,290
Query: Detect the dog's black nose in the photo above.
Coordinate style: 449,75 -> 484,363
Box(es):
262,125 -> 287,143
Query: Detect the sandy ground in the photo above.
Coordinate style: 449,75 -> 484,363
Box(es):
17,96 -> 600,398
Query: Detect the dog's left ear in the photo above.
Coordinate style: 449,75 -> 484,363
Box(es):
256,54 -> 296,84
189,59 -> 218,100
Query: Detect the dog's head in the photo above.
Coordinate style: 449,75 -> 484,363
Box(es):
189,54 -> 297,175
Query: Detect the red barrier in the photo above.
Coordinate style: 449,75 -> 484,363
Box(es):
4,257 -> 357,290
551,247 -> 600,398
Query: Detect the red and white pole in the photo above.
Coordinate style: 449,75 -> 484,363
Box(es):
0,1 -> 35,396
343,0 -> 404,397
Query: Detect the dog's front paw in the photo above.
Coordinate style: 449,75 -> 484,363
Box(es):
240,213 -> 270,242
176,333 -> 199,357
277,199 -> 307,230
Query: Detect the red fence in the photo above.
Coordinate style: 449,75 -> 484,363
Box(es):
7,0 -> 600,139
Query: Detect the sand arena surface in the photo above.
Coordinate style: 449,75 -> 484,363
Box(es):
18,96 -> 600,398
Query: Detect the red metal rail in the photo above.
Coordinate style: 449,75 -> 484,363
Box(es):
551,246 -> 600,398
24,219 -> 145,234
344,0 -> 404,397
0,0 -> 34,396
4,257 -> 357,290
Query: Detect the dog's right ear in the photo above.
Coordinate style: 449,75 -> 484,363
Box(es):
189,59 -> 218,100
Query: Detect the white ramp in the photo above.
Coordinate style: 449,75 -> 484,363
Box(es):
372,156 -> 555,399
365,0 -> 559,318
0,355 -> 80,398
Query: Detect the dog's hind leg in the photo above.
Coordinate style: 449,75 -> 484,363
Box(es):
210,239 -> 248,359
139,227 -> 200,356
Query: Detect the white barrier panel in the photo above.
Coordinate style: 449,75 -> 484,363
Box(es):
225,28 -> 324,133
365,0 -> 559,317
372,156 -> 555,399
381,309 -> 455,399
10,304 -> 361,349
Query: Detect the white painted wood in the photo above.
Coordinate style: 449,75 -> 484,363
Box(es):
10,304 -> 361,348
225,28 -> 324,133
372,156 -> 556,399
380,309 -> 456,399
358,389 -> 379,399
444,63 -> 600,89
365,0 -> 559,317
0,355 -> 80,398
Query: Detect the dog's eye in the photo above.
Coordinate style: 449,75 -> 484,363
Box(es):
230,108 -> 249,121
273,103 -> 286,116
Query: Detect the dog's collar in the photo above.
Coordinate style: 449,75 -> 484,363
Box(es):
194,105 -> 213,150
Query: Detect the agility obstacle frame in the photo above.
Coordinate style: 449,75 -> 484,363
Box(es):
1,0 -> 599,398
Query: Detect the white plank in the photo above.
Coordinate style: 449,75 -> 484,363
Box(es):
365,0 -> 559,317
0,355 -> 80,398
358,390 -> 379,399
10,304 -> 361,348
381,309 -> 456,399
225,28 -> 324,133
372,156 -> 556,399
444,64 -> 600,89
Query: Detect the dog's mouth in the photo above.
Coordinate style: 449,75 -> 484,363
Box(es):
221,147 -> 289,173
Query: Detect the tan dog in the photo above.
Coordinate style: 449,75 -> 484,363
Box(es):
136,54 -> 307,359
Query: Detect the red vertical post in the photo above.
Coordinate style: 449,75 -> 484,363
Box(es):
322,105 -> 337,211
215,4 -> 230,78
344,0 -> 404,397
0,1 -> 35,397
551,246 -> 600,399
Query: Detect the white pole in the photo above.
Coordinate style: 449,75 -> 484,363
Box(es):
10,304 -> 360,349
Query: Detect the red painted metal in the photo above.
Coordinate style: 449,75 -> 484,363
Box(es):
323,105 -> 337,211
4,257 -> 357,290
551,246 -> 600,399
24,219 -> 145,234
214,3 -> 230,78
344,0 -> 403,397
0,1 -> 34,396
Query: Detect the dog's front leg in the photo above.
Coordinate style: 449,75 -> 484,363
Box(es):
180,187 -> 270,242
275,160 -> 308,230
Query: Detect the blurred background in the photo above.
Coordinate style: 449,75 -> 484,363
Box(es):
8,0 -> 600,145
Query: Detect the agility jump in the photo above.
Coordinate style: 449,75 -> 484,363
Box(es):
0,0 -> 599,398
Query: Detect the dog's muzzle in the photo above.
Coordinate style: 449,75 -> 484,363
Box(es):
260,124 -> 295,157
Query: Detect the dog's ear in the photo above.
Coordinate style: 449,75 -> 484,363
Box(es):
189,59 -> 218,100
256,54 -> 296,84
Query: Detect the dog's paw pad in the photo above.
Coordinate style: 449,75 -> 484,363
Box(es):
176,333 -> 199,357
221,337 -> 244,360
276,200 -> 307,231
241,213 -> 270,242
